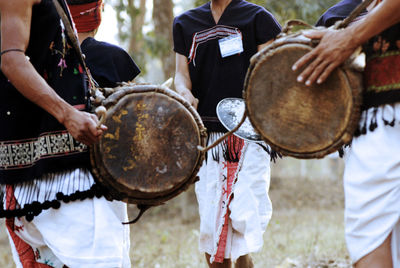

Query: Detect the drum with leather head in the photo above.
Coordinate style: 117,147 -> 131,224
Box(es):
90,83 -> 207,216
243,30 -> 363,159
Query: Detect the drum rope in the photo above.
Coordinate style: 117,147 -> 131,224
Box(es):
335,0 -> 374,29
197,110 -> 248,153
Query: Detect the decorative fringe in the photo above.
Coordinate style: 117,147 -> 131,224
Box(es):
382,104 -> 396,127
206,132 -> 281,163
0,168 -> 110,222
222,135 -> 243,163
256,143 -> 282,163
341,104 -> 398,157
354,104 -> 397,138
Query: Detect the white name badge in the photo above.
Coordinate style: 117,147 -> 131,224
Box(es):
219,34 -> 244,58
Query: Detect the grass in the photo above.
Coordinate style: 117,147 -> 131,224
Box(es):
0,175 -> 351,268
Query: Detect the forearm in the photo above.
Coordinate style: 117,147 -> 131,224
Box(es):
1,53 -> 72,124
174,71 -> 192,96
347,0 -> 400,47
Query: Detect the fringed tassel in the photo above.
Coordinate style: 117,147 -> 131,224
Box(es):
338,148 -> 345,158
369,108 -> 378,132
361,110 -> 368,135
208,133 -> 242,163
209,133 -> 221,163
222,135 -> 243,163
355,104 -> 398,138
256,143 -> 282,163
382,104 -> 396,127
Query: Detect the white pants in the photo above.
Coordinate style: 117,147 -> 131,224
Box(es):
6,168 -> 131,268
196,133 -> 272,262
343,103 -> 400,265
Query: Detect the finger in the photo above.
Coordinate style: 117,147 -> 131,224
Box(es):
88,121 -> 102,138
304,56 -> 330,86
98,124 -> 108,131
295,52 -> 322,84
89,113 -> 100,124
292,49 -> 317,74
316,62 -> 339,84
301,29 -> 325,40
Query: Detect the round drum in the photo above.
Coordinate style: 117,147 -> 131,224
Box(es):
244,34 -> 363,159
90,84 -> 207,205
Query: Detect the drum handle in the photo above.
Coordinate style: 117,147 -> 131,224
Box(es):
335,0 -> 373,29
197,110 -> 248,153
123,205 -> 152,225
95,106 -> 107,128
281,19 -> 314,35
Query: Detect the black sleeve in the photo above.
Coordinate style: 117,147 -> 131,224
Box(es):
254,9 -> 282,45
82,39 -> 141,88
173,16 -> 188,57
110,48 -> 141,83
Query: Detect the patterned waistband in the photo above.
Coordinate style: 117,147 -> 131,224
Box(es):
364,51 -> 400,93
0,131 -> 87,171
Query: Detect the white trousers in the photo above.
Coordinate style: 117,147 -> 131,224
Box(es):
343,103 -> 400,265
196,133 -> 272,262
6,168 -> 131,268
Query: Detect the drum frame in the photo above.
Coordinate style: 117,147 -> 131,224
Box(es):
90,84 -> 207,205
243,34 -> 363,159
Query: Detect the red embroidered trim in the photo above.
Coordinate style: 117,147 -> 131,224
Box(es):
214,136 -> 244,263
364,53 -> 400,91
5,186 -> 52,268
188,25 -> 241,66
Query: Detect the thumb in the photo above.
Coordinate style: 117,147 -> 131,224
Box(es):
302,29 -> 325,39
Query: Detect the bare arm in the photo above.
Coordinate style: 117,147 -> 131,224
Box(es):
174,53 -> 199,108
292,0 -> 400,86
0,0 -> 105,145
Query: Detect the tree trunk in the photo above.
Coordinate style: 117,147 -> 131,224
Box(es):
152,0 -> 175,81
128,0 -> 147,55
114,0 -> 147,69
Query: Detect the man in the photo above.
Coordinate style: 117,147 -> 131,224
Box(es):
0,0 -> 132,267
68,0 -> 140,88
293,0 -> 400,266
173,0 -> 281,267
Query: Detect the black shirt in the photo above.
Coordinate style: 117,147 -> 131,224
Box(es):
173,0 -> 281,132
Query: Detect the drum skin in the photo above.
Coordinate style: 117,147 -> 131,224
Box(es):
90,84 -> 207,205
244,35 -> 363,159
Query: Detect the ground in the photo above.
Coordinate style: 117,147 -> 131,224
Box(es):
0,176 -> 351,268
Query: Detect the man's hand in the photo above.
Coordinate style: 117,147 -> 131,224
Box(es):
292,28 -> 359,86
181,88 -> 199,109
63,108 -> 107,146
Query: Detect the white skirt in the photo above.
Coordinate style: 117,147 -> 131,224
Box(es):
343,103 -> 400,265
5,168 -> 131,268
195,133 -> 272,263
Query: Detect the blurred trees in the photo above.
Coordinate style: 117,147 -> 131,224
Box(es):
265,0 -> 338,26
194,0 -> 338,24
108,0 -> 340,81
152,0 -> 175,80
111,0 -> 147,71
